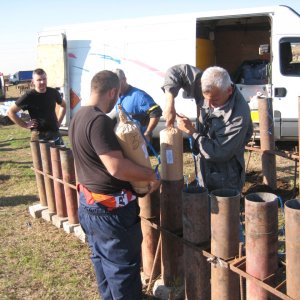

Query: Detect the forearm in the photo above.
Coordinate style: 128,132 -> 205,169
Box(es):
163,91 -> 176,126
112,158 -> 156,182
57,106 -> 66,125
7,111 -> 27,129
165,91 -> 175,109
100,151 -> 157,182
145,117 -> 159,135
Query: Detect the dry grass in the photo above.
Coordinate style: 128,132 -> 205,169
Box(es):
0,125 -> 100,300
0,124 -> 297,299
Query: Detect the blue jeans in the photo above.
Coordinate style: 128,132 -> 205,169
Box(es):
78,192 -> 143,300
31,130 -> 64,146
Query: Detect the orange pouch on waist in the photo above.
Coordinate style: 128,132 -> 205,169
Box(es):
77,184 -> 133,209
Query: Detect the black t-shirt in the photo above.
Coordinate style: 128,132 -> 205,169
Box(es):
15,87 -> 62,131
69,106 -> 133,195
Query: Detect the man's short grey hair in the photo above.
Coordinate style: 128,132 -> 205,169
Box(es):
201,66 -> 232,93
112,68 -> 126,80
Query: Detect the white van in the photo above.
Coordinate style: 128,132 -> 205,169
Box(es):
36,5 -> 300,140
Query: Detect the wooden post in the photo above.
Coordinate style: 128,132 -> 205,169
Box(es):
182,186 -> 210,299
245,192 -> 278,300
160,179 -> 184,286
139,189 -> 161,280
258,96 -> 277,190
298,96 -> 300,191
39,140 -> 56,213
59,148 -> 78,224
50,145 -> 67,218
285,199 -> 300,300
160,127 -> 184,286
30,141 -> 47,206
210,188 -> 240,300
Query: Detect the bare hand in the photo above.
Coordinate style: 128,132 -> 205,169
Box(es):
26,119 -> 38,129
176,114 -> 196,135
143,132 -> 152,142
148,179 -> 161,194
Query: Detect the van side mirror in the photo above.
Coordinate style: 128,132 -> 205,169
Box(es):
259,44 -> 270,55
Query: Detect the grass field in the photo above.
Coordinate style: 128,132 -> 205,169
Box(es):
0,125 -> 102,300
0,124 -> 297,299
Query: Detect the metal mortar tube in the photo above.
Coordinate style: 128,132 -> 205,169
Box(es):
245,192 -> 278,300
210,188 -> 241,300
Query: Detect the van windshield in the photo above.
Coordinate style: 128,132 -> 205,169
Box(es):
280,38 -> 300,76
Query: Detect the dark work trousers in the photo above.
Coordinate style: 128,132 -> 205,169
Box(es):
78,192 -> 143,300
31,130 -> 64,146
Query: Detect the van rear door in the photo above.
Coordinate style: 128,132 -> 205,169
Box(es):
272,37 -> 300,140
37,32 -> 70,128
271,6 -> 300,140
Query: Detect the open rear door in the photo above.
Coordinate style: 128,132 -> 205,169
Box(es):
36,32 -> 70,128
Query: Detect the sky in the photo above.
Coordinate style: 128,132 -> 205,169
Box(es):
1,0 -> 300,75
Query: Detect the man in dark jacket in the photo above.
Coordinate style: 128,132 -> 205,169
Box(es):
176,66 -> 253,191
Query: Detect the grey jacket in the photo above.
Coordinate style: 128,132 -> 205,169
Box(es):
161,64 -> 203,104
192,86 -> 253,192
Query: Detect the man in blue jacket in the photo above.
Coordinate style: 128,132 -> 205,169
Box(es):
113,69 -> 162,141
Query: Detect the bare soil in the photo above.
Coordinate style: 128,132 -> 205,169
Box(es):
4,82 -> 31,100
243,145 -> 298,200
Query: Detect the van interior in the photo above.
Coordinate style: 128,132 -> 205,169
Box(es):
196,15 -> 271,84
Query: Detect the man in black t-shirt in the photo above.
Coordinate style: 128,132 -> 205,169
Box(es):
69,70 -> 160,300
7,68 -> 66,145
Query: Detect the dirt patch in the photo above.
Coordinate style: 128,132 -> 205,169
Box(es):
244,172 -> 297,200
243,149 -> 298,201
4,82 -> 31,99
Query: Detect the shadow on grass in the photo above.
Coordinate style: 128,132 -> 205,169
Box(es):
0,195 -> 38,207
0,174 -> 10,182
0,137 -> 30,143
0,146 -> 30,152
0,160 -> 32,166
0,142 -> 11,147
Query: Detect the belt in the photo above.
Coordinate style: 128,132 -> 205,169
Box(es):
77,184 -> 135,210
